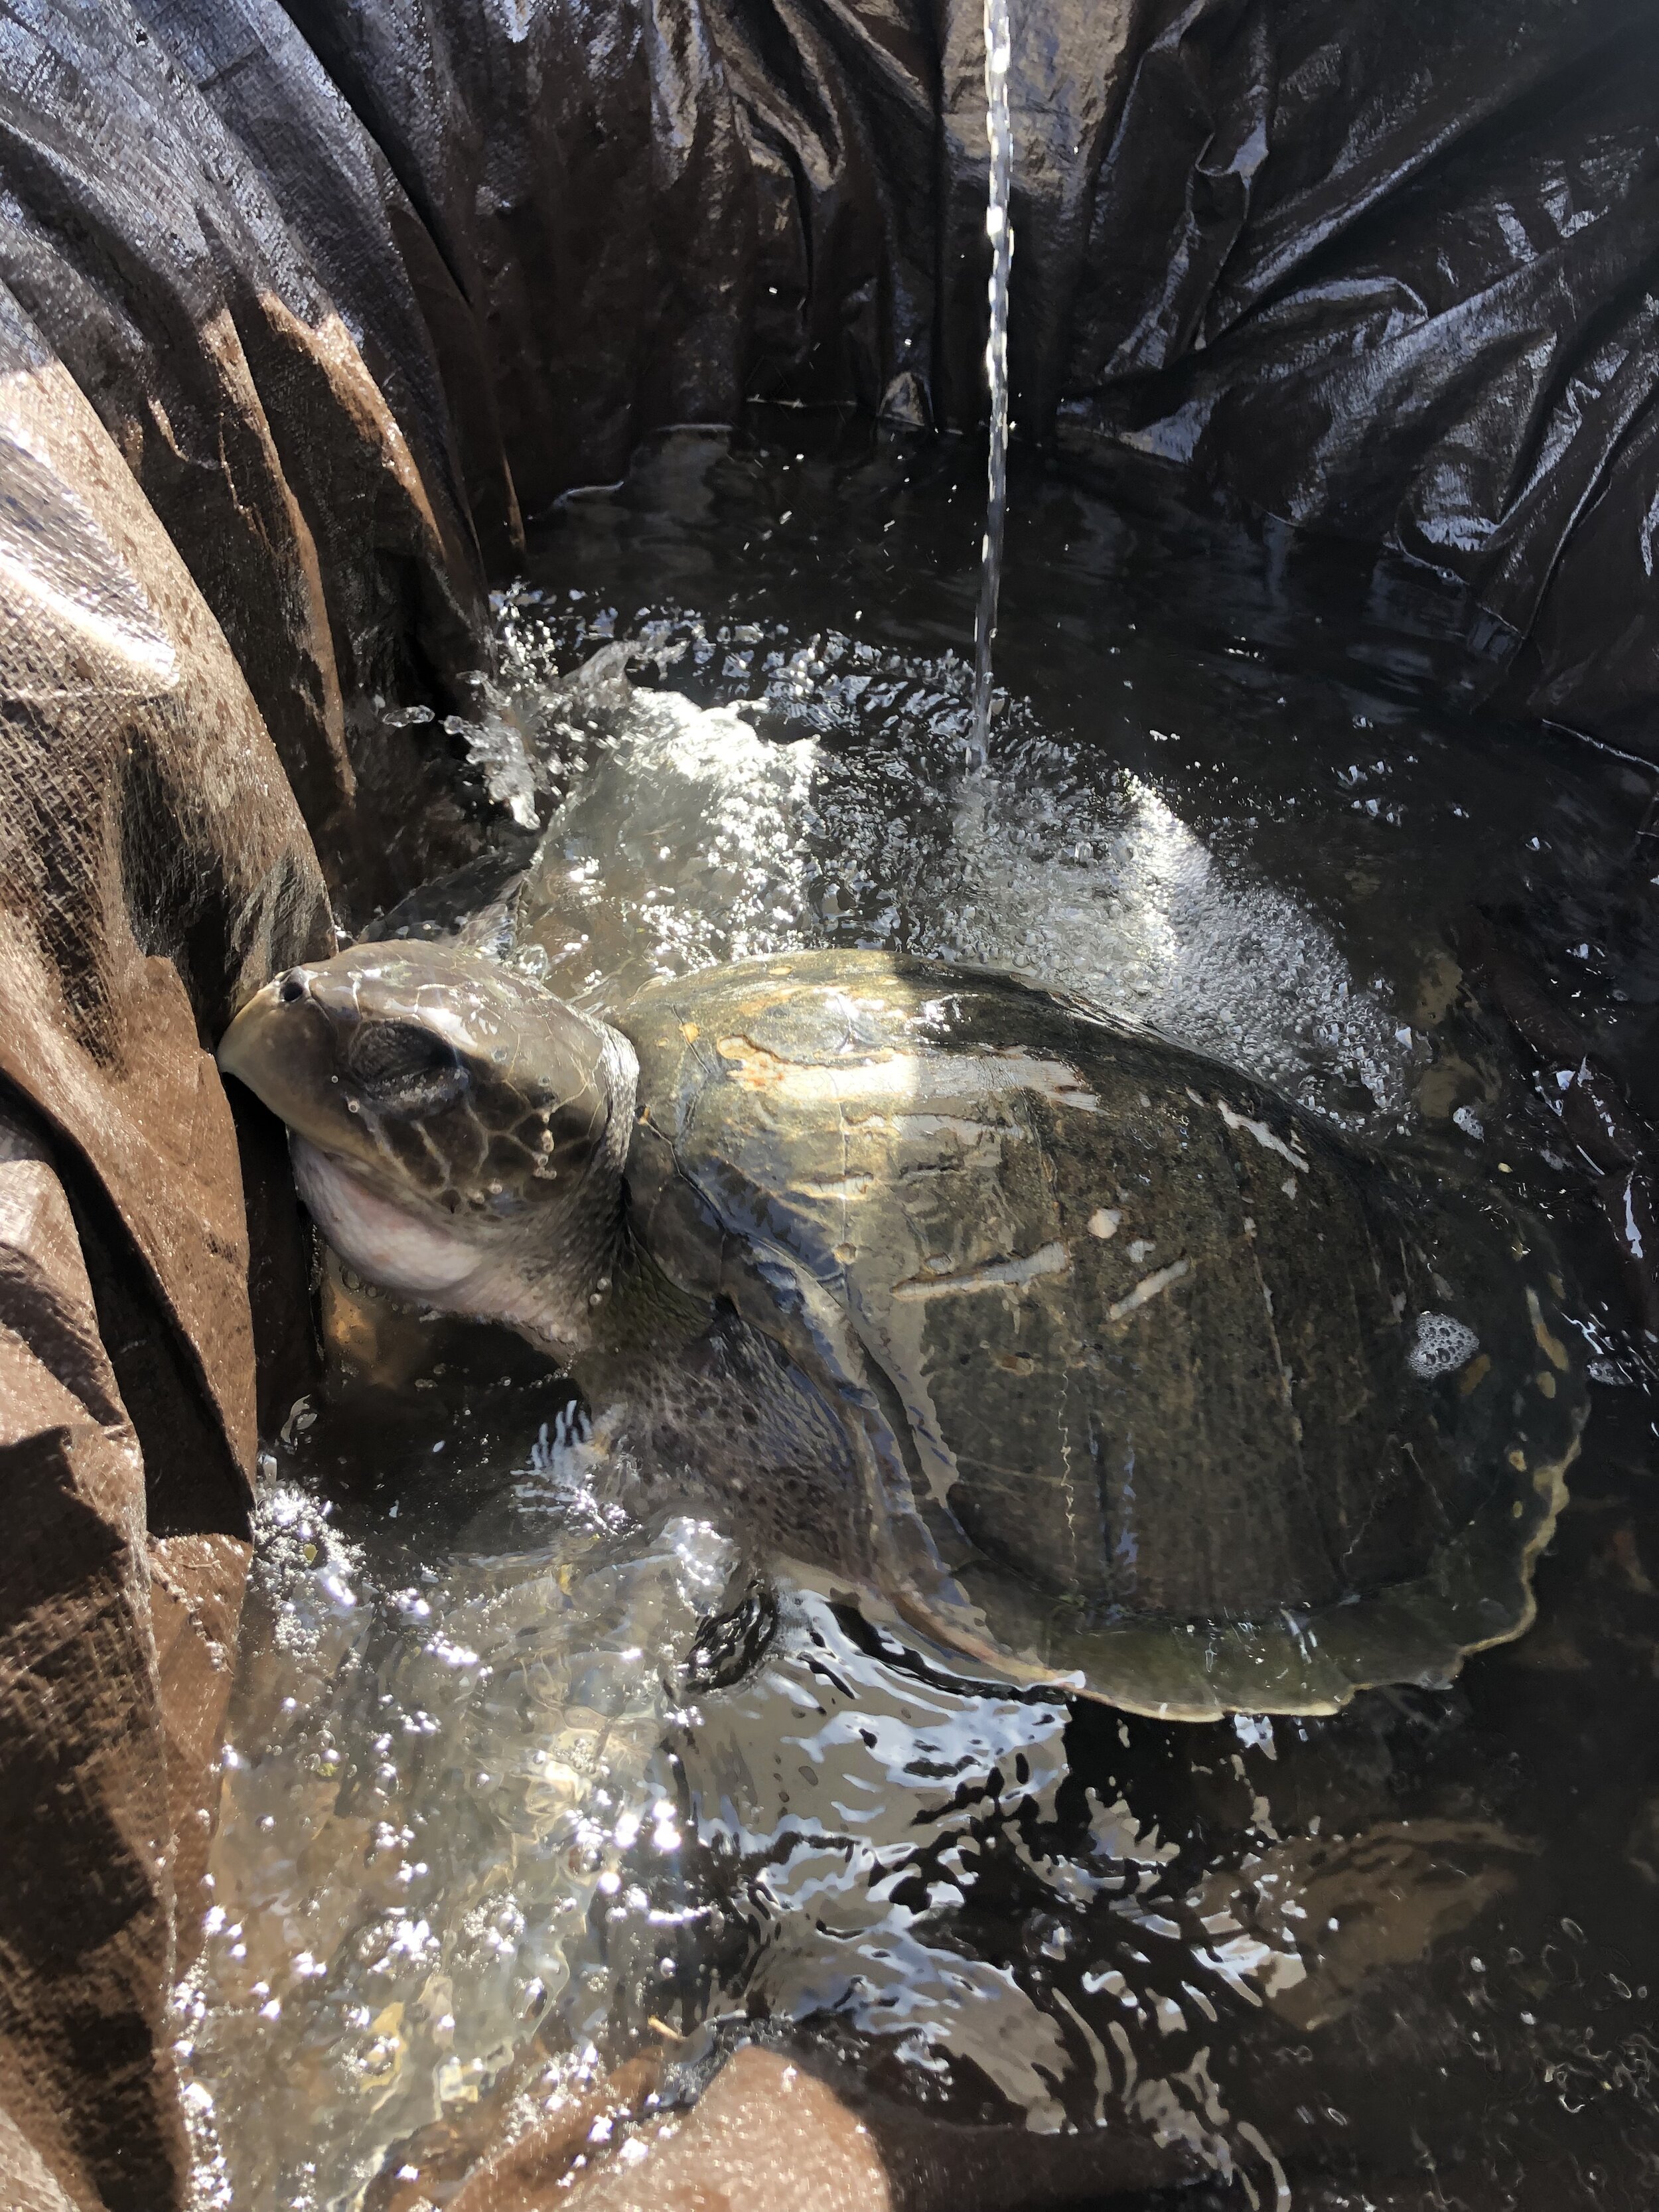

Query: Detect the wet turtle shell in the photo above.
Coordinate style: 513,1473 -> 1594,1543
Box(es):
620,948 -> 1583,1720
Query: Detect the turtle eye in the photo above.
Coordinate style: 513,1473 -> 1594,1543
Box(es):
348,1021 -> 466,1112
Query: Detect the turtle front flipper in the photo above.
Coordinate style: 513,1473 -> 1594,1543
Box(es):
711,1226 -> 1582,1720
712,1228 -> 1362,1715
710,1231 -> 1085,1694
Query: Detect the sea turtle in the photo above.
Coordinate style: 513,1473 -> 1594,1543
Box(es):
219,942 -> 1583,1719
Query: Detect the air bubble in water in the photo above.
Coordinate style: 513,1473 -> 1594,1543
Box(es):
1408,1311 -> 1480,1378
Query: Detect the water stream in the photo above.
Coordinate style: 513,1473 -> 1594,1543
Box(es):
970,0 -> 1014,765
184,425 -> 1659,2211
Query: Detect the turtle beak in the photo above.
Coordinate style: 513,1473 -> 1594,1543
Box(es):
218,966 -> 353,1153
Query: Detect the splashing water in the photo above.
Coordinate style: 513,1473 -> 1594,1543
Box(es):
971,0 -> 1014,766
501,611 -> 1415,1124
177,1417 -> 740,2212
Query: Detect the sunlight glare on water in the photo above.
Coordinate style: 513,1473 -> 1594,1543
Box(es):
178,1418 -> 739,2211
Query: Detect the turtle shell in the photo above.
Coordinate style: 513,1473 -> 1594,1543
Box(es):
620,949 -> 1583,1719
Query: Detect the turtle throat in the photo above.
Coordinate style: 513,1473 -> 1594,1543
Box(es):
292,1138 -> 486,1299
291,1134 -> 632,1363
487,1191 -> 636,1363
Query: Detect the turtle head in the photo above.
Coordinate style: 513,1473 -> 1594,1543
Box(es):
218,941 -> 636,1353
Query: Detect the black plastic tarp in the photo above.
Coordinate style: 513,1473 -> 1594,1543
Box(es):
264,0 -> 1659,749
8,0 -> 1656,762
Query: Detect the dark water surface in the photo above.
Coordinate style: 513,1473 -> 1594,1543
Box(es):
182,421 -> 1659,2210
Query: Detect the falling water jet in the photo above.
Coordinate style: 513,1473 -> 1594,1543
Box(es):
970,0 -> 1014,770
